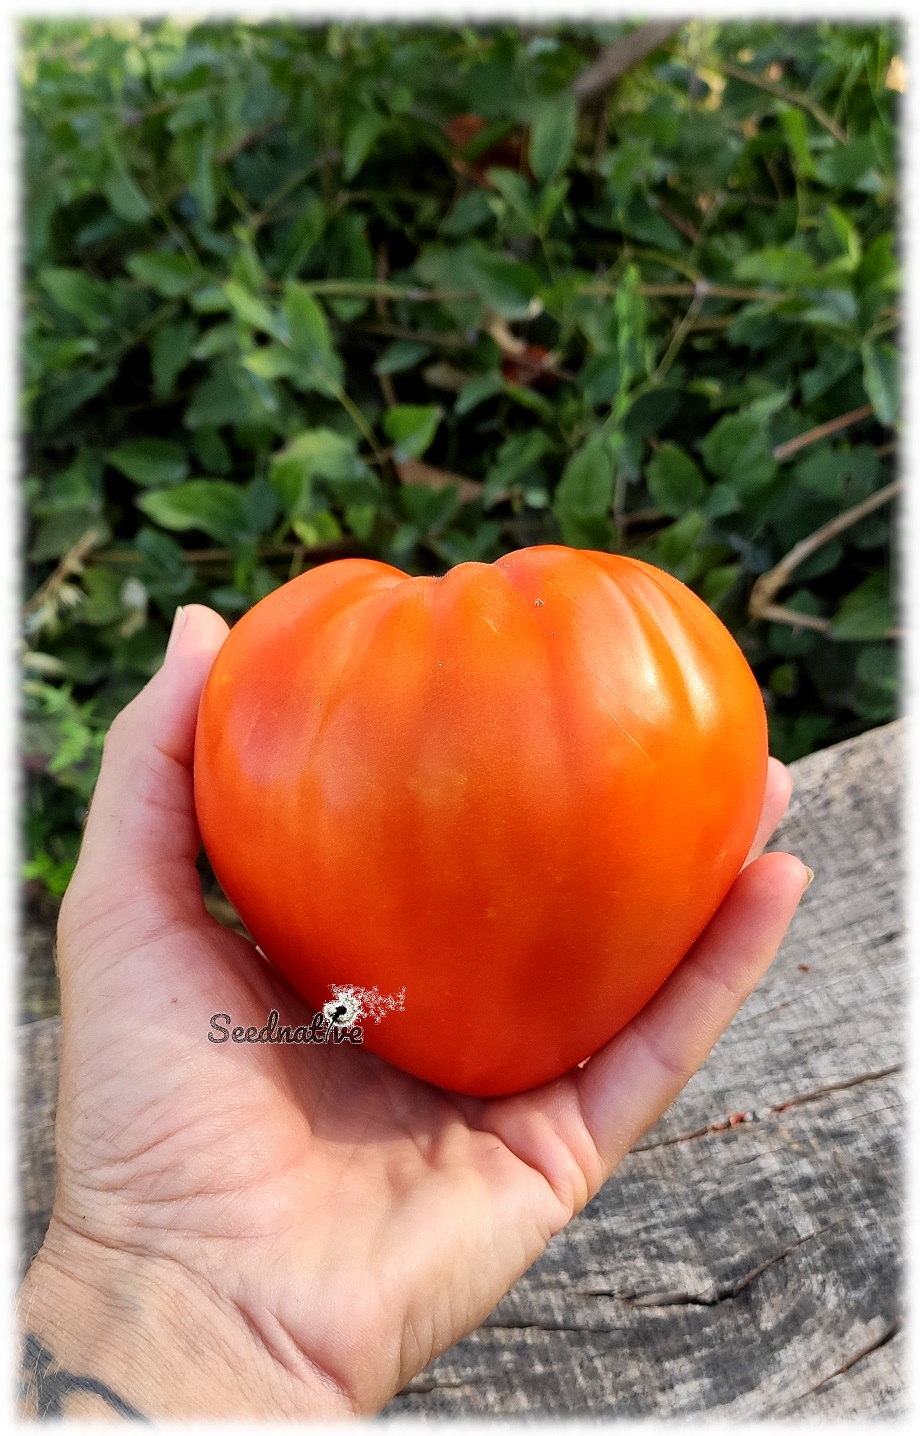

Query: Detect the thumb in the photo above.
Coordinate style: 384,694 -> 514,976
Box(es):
63,604 -> 229,931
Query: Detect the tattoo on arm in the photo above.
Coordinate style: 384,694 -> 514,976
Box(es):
19,1334 -> 147,1420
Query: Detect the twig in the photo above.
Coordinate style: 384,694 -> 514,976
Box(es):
619,282 -> 783,301
24,529 -> 100,615
620,507 -> 669,530
396,459 -> 483,504
331,383 -> 389,470
93,540 -> 358,566
355,321 -> 470,350
772,405 -> 876,462
749,479 -> 901,635
572,22 -> 688,103
374,245 -> 398,408
301,280 -> 474,303
652,281 -> 709,382
654,200 -> 700,245
715,60 -> 848,145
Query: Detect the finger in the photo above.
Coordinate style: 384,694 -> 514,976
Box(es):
743,757 -> 793,867
575,851 -> 811,1180
65,605 -> 229,917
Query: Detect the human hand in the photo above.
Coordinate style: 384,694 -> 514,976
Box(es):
18,604 -> 810,1420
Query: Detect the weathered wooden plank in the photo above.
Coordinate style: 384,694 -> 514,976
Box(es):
17,721 -> 903,1416
388,1073 -> 902,1417
383,719 -> 904,1418
638,716 -> 903,1145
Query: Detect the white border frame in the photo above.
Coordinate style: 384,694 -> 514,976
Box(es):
2,5 -> 914,1431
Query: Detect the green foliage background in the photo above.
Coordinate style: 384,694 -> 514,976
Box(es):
22,19 -> 900,898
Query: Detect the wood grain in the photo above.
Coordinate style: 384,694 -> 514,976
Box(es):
17,721 -> 903,1415
385,719 -> 904,1417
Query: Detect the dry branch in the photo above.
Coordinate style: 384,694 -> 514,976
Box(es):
572,23 -> 687,104
772,405 -> 876,462
749,480 -> 901,635
715,60 -> 848,144
24,529 -> 100,616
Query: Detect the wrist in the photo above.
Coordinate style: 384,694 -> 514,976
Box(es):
17,1219 -> 355,1420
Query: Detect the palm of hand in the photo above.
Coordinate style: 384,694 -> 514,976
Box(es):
46,605 -> 805,1417
55,879 -> 595,1414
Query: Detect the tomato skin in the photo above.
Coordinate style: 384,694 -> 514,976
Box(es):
193,546 -> 768,1097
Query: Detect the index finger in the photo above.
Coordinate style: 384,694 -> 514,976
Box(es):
744,756 -> 793,867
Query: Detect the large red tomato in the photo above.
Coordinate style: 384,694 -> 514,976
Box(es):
193,546 -> 767,1097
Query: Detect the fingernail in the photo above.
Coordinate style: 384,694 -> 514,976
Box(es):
803,865 -> 815,889
165,606 -> 187,659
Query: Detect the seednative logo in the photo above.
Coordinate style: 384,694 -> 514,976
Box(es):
209,984 -> 406,1046
323,983 -> 406,1027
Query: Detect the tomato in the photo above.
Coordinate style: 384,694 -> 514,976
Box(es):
193,546 -> 767,1097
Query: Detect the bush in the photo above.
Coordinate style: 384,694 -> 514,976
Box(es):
21,18 -> 901,896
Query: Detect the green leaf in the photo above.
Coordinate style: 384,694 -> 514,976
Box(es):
483,431 -> 553,506
768,588 -> 825,656
280,194 -> 327,277
79,566 -> 125,626
191,137 -> 217,223
855,642 -> 898,693
830,573 -> 895,640
602,138 -> 654,206
193,322 -> 238,361
40,365 -> 117,428
468,251 -> 541,320
654,511 -> 706,577
107,439 -> 189,488
553,433 -> 614,549
813,135 -> 878,189
768,714 -> 834,764
292,511 -> 342,547
529,96 -> 578,187
128,251 -> 200,298
734,246 -> 818,287
822,205 -> 861,269
383,404 -> 442,461
269,428 -> 367,514
343,111 -> 386,181
241,476 -> 278,536
192,427 -> 231,475
243,345 -> 297,381
701,563 -> 741,609
223,280 -> 279,336
778,106 -> 816,179
137,481 -> 245,544
29,511 -> 110,563
646,443 -> 706,517
456,371 -> 504,415
103,158 -> 152,223
39,268 -> 110,331
702,413 -> 777,496
374,340 -> 431,375
150,320 -> 196,399
861,341 -> 899,424
399,482 -> 460,533
345,504 -> 377,542
282,283 -> 343,392
620,195 -> 683,253
486,168 -> 535,227
441,189 -> 492,237
184,363 -> 246,429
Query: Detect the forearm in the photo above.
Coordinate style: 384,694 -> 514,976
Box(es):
17,1222 -> 355,1421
